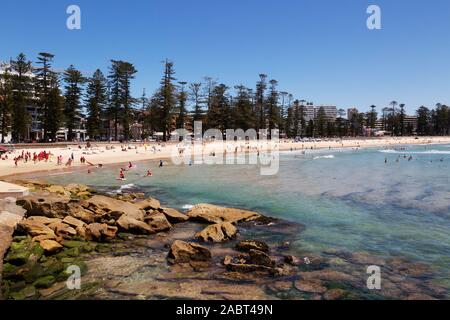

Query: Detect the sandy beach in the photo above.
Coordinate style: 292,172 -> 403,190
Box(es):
1,136 -> 450,179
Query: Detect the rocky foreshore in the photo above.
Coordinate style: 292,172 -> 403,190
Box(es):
0,180 -> 448,300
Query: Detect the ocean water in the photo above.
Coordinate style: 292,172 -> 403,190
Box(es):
44,143 -> 450,287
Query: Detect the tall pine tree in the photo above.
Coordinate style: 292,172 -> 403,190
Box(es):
86,69 -> 108,139
63,65 -> 85,141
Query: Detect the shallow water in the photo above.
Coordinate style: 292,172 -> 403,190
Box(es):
43,143 -> 450,290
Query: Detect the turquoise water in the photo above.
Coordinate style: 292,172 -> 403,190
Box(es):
44,143 -> 450,285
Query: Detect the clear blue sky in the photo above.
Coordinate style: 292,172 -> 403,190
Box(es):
1,0 -> 450,114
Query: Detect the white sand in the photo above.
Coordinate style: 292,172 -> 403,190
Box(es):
1,136 -> 450,179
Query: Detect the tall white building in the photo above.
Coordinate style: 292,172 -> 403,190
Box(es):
300,104 -> 338,122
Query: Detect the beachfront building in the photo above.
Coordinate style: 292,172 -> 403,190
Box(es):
0,61 -> 45,142
403,115 -> 418,133
315,105 -> 338,122
301,104 -> 338,123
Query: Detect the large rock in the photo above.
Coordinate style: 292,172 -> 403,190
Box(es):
160,208 -> 189,223
85,223 -> 118,241
167,240 -> 211,264
16,192 -> 71,218
83,195 -> 145,221
48,222 -> 77,239
136,198 -> 161,211
117,215 -> 153,234
67,202 -> 96,224
16,219 -> 56,238
187,204 -> 261,224
62,216 -> 86,229
39,240 -> 63,254
144,211 -> 172,233
195,222 -> 237,242
27,216 -> 61,225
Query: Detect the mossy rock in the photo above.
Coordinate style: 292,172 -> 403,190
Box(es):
61,240 -> 86,249
9,280 -> 27,292
22,262 -> 45,283
3,263 -> 20,279
61,257 -> 76,264
117,233 -> 136,240
33,275 -> 56,289
56,247 -> 81,258
5,240 -> 44,266
41,259 -> 65,277
95,243 -> 112,253
9,285 -> 40,300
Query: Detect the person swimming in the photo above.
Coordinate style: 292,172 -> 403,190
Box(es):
146,170 -> 153,177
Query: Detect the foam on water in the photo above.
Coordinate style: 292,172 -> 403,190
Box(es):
313,155 -> 335,160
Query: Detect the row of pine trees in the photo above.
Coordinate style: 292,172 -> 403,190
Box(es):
1,53 -> 450,143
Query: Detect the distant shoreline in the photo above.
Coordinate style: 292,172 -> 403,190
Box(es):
2,136 -> 450,180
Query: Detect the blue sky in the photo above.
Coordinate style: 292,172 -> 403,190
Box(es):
1,0 -> 450,114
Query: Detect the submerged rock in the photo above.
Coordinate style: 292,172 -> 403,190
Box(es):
235,240 -> 269,253
294,280 -> 327,294
187,204 -> 261,224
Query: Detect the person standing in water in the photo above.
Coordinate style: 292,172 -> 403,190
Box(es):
119,170 -> 125,180
159,160 -> 164,168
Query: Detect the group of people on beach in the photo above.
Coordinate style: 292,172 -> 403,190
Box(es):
12,150 -> 53,167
